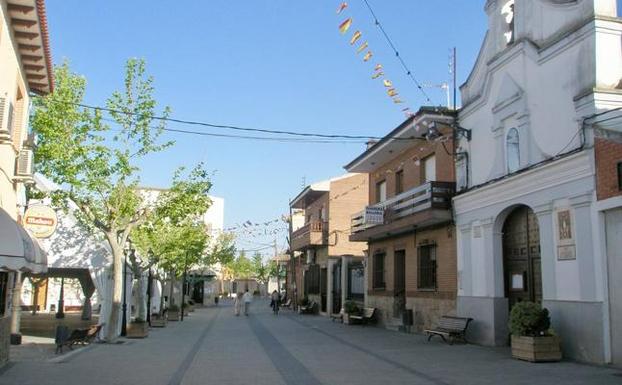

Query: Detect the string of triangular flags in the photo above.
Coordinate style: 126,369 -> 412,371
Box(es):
336,2 -> 413,117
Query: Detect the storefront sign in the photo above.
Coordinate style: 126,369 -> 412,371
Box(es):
24,205 -> 57,238
557,245 -> 576,261
364,207 -> 384,225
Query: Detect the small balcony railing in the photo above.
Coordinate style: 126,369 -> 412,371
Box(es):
351,181 -> 455,234
291,221 -> 328,250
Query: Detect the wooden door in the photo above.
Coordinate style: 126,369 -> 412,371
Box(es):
503,206 -> 542,308
320,268 -> 327,313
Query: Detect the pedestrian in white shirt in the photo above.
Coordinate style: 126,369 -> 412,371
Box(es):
233,293 -> 242,316
243,289 -> 253,316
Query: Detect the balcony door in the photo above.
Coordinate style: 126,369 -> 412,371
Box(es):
393,250 -> 406,318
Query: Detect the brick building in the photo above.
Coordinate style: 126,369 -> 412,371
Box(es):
345,107 -> 458,332
288,174 -> 368,316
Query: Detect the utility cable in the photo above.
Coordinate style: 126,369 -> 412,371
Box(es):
361,0 -> 436,106
43,99 -> 427,142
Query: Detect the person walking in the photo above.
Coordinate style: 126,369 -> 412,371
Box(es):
270,290 -> 280,315
243,289 -> 253,316
233,293 -> 242,316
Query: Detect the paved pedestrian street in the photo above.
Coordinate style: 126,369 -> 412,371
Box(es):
1,301 -> 620,385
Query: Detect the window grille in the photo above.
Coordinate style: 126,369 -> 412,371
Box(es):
418,244 -> 437,290
373,252 -> 386,289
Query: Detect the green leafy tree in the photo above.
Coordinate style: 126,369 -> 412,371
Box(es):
252,253 -> 269,287
130,166 -> 212,319
32,59 -> 175,339
226,251 -> 254,280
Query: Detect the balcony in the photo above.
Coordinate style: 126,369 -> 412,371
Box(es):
350,181 -> 455,241
291,221 -> 328,251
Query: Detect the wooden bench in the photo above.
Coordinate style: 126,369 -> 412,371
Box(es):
424,316 -> 473,345
349,308 -> 376,325
299,301 -> 317,314
55,323 -> 104,353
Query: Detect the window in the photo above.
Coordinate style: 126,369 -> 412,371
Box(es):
421,155 -> 436,183
506,128 -> 520,173
347,262 -> 365,300
501,0 -> 515,45
395,170 -> 404,195
306,264 -> 320,294
0,272 -> 8,316
373,252 -> 386,289
617,162 -> 622,191
375,180 -> 387,203
417,244 -> 437,290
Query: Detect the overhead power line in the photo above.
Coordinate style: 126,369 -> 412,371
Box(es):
361,0 -> 436,106
41,99 -> 427,142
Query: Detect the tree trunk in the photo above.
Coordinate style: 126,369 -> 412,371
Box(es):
134,266 -> 147,321
169,272 -> 175,306
106,235 -> 123,341
159,278 -> 165,315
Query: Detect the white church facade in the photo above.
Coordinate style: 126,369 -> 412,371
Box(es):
453,0 -> 621,365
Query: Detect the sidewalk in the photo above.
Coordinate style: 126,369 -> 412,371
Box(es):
0,300 -> 619,385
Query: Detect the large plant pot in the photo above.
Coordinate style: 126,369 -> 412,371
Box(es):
127,322 -> 149,338
151,317 -> 167,328
511,335 -> 562,362
343,313 -> 352,325
168,311 -> 180,321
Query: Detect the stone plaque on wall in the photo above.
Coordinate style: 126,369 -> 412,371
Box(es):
556,209 -> 576,260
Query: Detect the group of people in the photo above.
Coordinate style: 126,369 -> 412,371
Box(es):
231,289 -> 283,316
233,289 -> 254,316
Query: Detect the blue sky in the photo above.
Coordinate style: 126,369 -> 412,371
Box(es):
44,1 -> 621,255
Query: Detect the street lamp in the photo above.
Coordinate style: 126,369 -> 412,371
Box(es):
121,238 -> 134,337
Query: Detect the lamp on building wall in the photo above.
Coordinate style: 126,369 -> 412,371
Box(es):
427,121 -> 472,142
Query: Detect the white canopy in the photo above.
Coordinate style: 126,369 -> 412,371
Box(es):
0,208 -> 47,273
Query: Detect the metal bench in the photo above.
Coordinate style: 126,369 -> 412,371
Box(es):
349,307 -> 376,325
424,316 -> 472,345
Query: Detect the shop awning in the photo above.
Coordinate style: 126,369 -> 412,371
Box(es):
0,208 -> 47,273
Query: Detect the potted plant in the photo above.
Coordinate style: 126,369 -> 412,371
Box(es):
127,318 -> 149,338
343,301 -> 360,325
151,311 -> 167,327
509,301 -> 561,362
168,304 -> 180,321
298,297 -> 310,314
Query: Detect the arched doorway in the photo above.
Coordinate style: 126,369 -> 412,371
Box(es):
502,205 -> 542,308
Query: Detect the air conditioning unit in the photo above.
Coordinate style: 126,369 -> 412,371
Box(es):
14,148 -> 34,182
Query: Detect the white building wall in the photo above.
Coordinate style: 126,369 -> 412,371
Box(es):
454,0 -> 621,364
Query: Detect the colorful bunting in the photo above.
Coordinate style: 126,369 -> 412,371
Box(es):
350,31 -> 362,45
356,41 -> 368,53
339,18 -> 353,34
334,3 -> 409,113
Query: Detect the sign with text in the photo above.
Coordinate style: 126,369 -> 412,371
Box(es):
364,207 -> 384,225
24,205 -> 57,238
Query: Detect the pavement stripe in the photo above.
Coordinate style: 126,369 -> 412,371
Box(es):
168,308 -> 220,385
248,314 -> 323,385
285,315 -> 453,385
